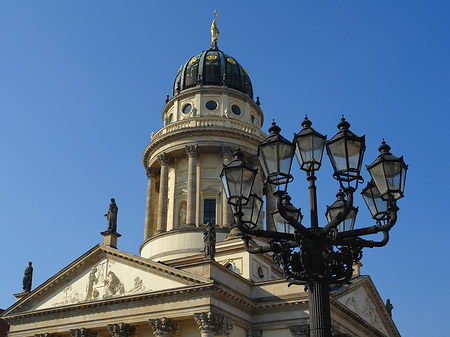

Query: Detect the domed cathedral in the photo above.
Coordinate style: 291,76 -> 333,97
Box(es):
1,12 -> 400,337
140,11 -> 274,266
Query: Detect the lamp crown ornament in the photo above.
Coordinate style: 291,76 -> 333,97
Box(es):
337,115 -> 351,131
378,139 -> 391,154
268,120 -> 281,134
301,115 -> 312,129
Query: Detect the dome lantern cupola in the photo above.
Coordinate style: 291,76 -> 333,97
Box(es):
173,11 -> 253,98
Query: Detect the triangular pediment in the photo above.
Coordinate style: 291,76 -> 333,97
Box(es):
334,276 -> 395,336
4,245 -> 211,316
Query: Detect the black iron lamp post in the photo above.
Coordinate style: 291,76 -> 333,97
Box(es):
220,116 -> 407,337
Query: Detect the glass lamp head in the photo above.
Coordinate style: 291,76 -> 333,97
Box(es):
366,140 -> 407,201
325,190 -> 358,232
258,121 -> 295,190
294,116 -> 327,172
326,117 -> 365,189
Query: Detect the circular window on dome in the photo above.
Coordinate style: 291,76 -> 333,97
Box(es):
206,54 -> 218,61
189,57 -> 199,65
205,101 -> 218,111
227,57 -> 236,65
182,103 -> 192,114
231,104 -> 241,115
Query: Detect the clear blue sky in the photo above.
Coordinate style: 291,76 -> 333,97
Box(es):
1,1 -> 449,336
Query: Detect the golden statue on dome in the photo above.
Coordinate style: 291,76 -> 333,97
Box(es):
211,10 -> 219,48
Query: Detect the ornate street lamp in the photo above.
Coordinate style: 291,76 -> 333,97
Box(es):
258,121 -> 295,190
272,194 -> 302,234
366,140 -> 408,201
221,117 -> 407,337
220,148 -> 258,208
325,190 -> 358,233
361,180 -> 389,221
241,193 -> 263,230
294,116 -> 327,172
326,117 -> 365,190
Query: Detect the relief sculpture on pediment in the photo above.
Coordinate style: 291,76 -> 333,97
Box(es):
47,259 -> 151,308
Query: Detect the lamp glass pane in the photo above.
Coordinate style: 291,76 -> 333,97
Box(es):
384,160 -> 401,192
370,163 -> 388,196
347,139 -> 362,172
273,212 -> 293,234
227,167 -> 243,199
328,138 -> 347,172
241,167 -> 256,201
221,174 -> 230,200
259,142 -> 278,178
400,164 -> 407,194
313,136 -> 326,167
279,142 -> 294,175
296,136 -> 313,164
326,207 -> 342,224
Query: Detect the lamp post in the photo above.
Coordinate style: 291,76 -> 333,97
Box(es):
220,116 -> 407,337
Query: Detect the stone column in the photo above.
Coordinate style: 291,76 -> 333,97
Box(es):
148,317 -> 179,337
221,147 -> 234,227
107,323 -> 136,337
186,145 -> 199,226
194,312 -> 233,337
69,329 -> 97,337
144,168 -> 158,240
157,153 -> 172,233
265,184 -> 277,231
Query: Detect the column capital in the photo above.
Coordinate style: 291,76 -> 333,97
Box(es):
148,317 -> 179,337
186,145 -> 199,157
246,328 -> 262,337
69,329 -> 97,337
221,146 -> 235,160
157,153 -> 173,165
107,323 -> 136,337
194,312 -> 233,337
146,168 -> 158,179
290,325 -> 309,337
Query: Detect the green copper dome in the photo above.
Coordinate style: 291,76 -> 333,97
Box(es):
173,46 -> 253,99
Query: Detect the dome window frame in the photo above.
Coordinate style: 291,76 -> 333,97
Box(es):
182,103 -> 193,114
231,104 -> 241,116
205,100 -> 218,111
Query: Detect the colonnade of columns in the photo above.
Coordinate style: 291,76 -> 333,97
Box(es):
38,315 -> 350,337
143,145 -> 248,241
142,145 -> 277,240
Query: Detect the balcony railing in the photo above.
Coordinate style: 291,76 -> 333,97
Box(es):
150,117 -> 266,142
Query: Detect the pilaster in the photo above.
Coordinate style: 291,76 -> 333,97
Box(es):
148,317 -> 179,337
